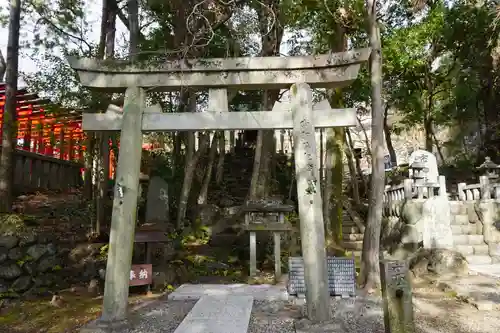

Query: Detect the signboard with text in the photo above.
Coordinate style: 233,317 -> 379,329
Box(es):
129,264 -> 153,286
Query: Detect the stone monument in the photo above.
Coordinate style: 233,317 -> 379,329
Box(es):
408,149 -> 438,184
422,195 -> 454,249
145,176 -> 169,224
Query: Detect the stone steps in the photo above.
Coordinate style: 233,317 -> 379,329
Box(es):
466,255 -> 493,265
343,240 -> 363,251
343,233 -> 364,241
342,225 -> 361,234
451,215 -> 469,225
455,244 -> 489,256
453,234 -> 485,246
451,224 -> 481,235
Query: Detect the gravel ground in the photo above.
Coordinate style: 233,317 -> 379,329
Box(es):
248,297 -> 384,333
121,288 -> 500,333
125,300 -> 196,333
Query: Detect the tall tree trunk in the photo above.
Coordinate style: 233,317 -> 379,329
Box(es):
249,130 -> 263,199
423,115 -> 433,152
325,92 -> 345,252
0,0 -> 21,213
128,0 -> 139,59
254,91 -> 280,198
323,146 -> 333,235
95,0 -> 117,234
176,95 -> 210,228
344,133 -> 361,206
324,22 -> 347,252
383,106 -> 397,166
0,50 -> 6,81
248,0 -> 283,200
198,132 -> 218,204
319,129 -> 324,199
360,0 -> 385,291
215,131 -> 225,185
346,128 -> 365,190
84,134 -> 95,200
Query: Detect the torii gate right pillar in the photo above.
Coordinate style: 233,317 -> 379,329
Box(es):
291,82 -> 330,321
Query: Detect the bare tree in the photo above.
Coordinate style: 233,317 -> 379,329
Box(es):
360,0 -> 385,291
0,0 -> 22,213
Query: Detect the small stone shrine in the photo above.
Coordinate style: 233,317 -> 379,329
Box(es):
241,199 -> 294,281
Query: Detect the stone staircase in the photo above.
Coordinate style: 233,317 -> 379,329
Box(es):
450,208 -> 493,265
342,211 -> 363,257
341,208 -> 495,265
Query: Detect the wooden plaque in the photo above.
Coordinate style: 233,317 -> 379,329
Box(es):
129,264 -> 153,286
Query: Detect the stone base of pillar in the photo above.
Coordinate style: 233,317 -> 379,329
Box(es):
79,318 -> 130,333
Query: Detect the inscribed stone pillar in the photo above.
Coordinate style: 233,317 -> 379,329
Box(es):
422,196 -> 453,249
290,82 -> 330,322
101,86 -> 145,324
380,259 -> 415,333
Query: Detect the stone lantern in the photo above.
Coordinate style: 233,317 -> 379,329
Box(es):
477,157 -> 500,182
409,161 -> 428,185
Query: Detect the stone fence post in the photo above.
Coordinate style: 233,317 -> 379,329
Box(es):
479,175 -> 491,200
457,182 -> 466,201
438,175 -> 446,197
403,179 -> 413,200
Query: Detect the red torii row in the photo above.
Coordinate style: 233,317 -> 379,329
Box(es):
1,84 -> 158,180
0,83 -> 85,161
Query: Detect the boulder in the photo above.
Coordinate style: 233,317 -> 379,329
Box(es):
0,247 -> 8,264
18,233 -> 37,247
0,263 -> 22,280
11,276 -> 32,293
8,247 -> 23,261
0,236 -> 19,249
0,279 -> 8,293
32,274 -> 56,287
409,248 -> 468,277
37,256 -> 61,273
192,204 -> 220,227
22,261 -> 37,275
401,201 -> 423,225
46,243 -> 58,256
27,244 -> 48,261
87,279 -> 100,295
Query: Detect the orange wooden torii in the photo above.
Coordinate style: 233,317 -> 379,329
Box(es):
0,83 -> 85,161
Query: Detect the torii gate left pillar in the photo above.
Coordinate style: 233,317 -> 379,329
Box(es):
68,48 -> 369,326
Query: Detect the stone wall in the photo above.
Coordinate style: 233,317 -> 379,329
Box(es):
0,234 -> 67,297
382,178 -> 500,265
0,232 -> 107,299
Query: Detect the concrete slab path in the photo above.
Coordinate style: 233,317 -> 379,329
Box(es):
169,283 -> 289,301
173,295 -> 254,333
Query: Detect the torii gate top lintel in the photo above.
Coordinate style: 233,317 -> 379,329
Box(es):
67,48 -> 371,92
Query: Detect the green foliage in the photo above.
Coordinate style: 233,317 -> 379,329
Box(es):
99,244 -> 109,260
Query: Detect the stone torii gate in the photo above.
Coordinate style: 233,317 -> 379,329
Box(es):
68,49 -> 369,326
